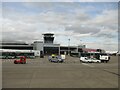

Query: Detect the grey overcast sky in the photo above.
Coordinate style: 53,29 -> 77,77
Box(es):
1,0 -> 119,51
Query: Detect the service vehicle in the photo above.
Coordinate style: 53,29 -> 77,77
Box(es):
80,52 -> 110,63
1,52 -> 15,59
0,49 -> 35,59
80,57 -> 101,63
48,54 -> 64,63
99,53 -> 110,63
61,54 -> 66,60
14,56 -> 26,64
80,57 -> 91,63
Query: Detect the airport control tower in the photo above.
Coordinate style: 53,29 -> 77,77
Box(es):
43,33 -> 54,44
42,33 -> 60,55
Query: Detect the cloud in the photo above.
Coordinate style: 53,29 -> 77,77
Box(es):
2,2 -> 118,51
84,42 -> 118,51
94,29 -> 118,39
65,25 -> 100,34
2,0 -> 120,2
90,10 -> 118,38
91,10 -> 118,25
65,9 -> 117,37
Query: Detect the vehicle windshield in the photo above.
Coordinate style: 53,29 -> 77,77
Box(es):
85,58 -> 88,60
92,58 -> 97,60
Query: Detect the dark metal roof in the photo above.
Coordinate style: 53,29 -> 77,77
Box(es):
82,48 -> 97,52
0,42 -> 28,45
0,45 -> 33,47
42,33 -> 54,35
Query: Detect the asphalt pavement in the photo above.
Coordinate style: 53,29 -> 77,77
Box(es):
2,55 -> 119,88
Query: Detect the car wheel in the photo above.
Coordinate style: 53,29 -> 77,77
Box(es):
14,62 -> 17,64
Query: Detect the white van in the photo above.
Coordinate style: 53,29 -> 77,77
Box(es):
99,54 -> 110,63
80,57 -> 101,63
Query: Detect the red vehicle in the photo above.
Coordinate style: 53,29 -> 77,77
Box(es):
14,56 -> 26,64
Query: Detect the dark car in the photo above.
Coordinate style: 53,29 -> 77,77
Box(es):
48,55 -> 63,63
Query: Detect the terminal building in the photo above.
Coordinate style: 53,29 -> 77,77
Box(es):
0,33 -> 104,56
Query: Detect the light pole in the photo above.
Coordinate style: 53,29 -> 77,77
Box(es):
68,38 -> 70,55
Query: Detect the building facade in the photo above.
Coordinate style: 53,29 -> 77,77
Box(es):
1,33 -> 104,56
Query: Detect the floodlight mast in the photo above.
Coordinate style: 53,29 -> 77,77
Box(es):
68,38 -> 70,55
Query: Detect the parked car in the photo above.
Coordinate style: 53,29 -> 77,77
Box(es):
48,55 -> 64,63
14,56 -> 26,64
90,58 -> 101,63
80,52 -> 110,63
80,57 -> 88,62
80,57 -> 101,63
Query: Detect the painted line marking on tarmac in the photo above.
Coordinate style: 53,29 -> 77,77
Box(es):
82,63 -> 95,67
102,69 -> 120,76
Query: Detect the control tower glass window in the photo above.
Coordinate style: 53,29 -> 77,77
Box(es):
43,33 -> 54,44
